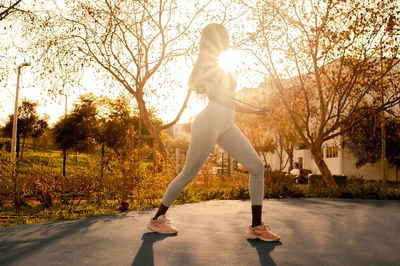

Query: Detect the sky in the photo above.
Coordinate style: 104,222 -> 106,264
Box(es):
2,0 -> 398,128
0,0 -> 265,127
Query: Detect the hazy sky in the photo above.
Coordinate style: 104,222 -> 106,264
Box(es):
0,0 -> 264,127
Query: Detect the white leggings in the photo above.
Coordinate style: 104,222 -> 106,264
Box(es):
161,101 -> 265,207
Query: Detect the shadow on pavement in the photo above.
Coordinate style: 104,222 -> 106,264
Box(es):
247,239 -> 282,266
0,212 -> 130,265
132,232 -> 177,266
275,198 -> 396,207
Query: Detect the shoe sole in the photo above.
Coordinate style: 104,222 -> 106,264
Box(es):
246,234 -> 280,242
147,224 -> 178,234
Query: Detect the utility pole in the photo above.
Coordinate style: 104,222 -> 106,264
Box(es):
11,62 -> 30,209
11,62 -> 30,166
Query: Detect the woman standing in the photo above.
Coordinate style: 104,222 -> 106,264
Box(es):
147,23 -> 280,242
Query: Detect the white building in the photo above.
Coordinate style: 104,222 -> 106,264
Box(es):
264,137 -> 399,181
235,83 -> 399,182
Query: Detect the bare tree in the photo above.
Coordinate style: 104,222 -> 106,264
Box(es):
266,90 -> 301,171
35,0 -> 213,156
247,0 -> 400,187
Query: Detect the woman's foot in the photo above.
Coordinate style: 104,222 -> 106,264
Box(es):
147,215 -> 178,234
246,222 -> 280,242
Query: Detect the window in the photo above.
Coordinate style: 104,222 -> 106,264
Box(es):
326,145 -> 338,158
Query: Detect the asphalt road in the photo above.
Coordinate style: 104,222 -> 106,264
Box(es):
1,198 -> 400,266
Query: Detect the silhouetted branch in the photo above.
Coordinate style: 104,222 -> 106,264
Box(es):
0,0 -> 22,21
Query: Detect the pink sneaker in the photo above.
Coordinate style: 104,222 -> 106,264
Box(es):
147,215 -> 178,234
246,222 -> 280,242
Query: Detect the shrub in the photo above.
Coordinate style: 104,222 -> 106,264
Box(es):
0,149 -> 13,197
0,148 -> 28,209
333,175 -> 348,187
309,174 -> 348,187
265,182 -> 305,198
24,157 -> 61,208
0,141 -> 11,152
309,174 -> 324,186
266,170 -> 290,185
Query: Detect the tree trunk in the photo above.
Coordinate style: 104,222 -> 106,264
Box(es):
63,149 -> 67,177
310,144 -> 337,188
227,154 -> 232,178
43,135 -> 47,151
16,133 -> 20,158
261,152 -> 267,166
276,146 -> 283,170
137,88 -> 192,159
33,137 -> 37,151
20,135 -> 26,160
288,148 -> 294,171
138,98 -> 168,156
13,167 -> 21,211
100,143 -> 105,179
152,126 -> 158,173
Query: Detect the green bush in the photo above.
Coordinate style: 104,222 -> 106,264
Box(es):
266,170 -> 291,184
333,175 -> 348,186
309,174 -> 348,187
309,174 -> 323,186
265,182 -> 306,198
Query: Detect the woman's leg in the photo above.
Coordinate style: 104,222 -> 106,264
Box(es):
153,118 -> 220,220
152,203 -> 169,220
217,124 -> 265,227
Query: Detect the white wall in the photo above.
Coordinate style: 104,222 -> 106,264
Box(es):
342,147 -> 398,181
267,145 -> 398,181
265,151 -> 289,171
293,149 -> 314,171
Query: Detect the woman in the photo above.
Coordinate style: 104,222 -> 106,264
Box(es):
147,23 -> 280,242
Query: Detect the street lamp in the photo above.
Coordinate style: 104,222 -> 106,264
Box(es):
10,62 -> 31,165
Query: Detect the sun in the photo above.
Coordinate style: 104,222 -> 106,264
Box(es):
218,49 -> 237,73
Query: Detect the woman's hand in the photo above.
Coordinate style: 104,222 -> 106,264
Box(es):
254,107 -> 269,116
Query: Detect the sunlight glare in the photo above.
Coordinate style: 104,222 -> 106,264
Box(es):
218,49 -> 237,73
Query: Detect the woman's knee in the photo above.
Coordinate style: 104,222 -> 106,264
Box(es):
248,159 -> 265,177
179,167 -> 198,184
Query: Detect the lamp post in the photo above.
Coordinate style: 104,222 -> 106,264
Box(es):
11,62 -> 30,165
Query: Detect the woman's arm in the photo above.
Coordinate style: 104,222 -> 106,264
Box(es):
235,103 -> 268,116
